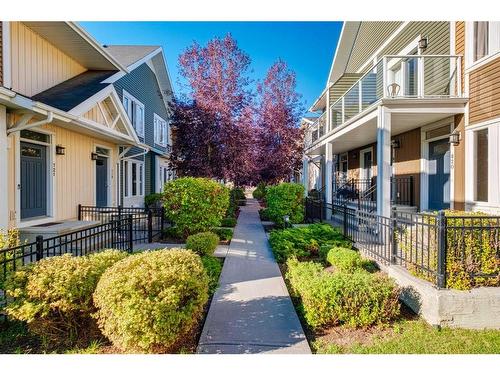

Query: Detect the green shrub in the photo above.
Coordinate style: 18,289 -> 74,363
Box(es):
286,258 -> 400,328
93,249 -> 208,353
231,187 -> 246,201
266,183 -> 305,227
186,232 -> 220,256
5,250 -> 127,346
162,226 -> 181,239
221,217 -> 237,227
269,223 -> 350,263
144,193 -> 162,208
0,228 -> 21,290
162,177 -> 230,238
211,227 -> 233,241
259,208 -> 270,221
326,246 -> 363,273
399,210 -> 500,290
201,255 -> 223,294
252,183 -> 267,200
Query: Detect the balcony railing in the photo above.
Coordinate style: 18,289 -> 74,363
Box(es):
306,55 -> 463,148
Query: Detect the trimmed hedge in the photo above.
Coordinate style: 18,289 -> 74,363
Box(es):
269,223 -> 351,263
266,183 -> 305,227
186,232 -> 220,256
286,257 -> 400,328
325,246 -> 363,273
162,177 -> 230,238
211,227 -> 233,241
93,249 -> 208,353
5,250 -> 127,346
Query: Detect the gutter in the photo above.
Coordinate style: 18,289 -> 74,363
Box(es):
7,112 -> 54,134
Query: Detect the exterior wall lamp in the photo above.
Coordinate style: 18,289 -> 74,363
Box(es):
449,132 -> 460,146
91,152 -> 99,161
55,145 -> 66,155
391,139 -> 401,149
418,36 -> 428,50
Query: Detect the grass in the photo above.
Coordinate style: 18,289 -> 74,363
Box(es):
313,319 -> 500,354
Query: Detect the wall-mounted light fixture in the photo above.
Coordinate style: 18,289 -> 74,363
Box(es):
449,132 -> 460,146
91,152 -> 99,161
418,36 -> 428,50
391,139 -> 401,149
55,145 -> 66,155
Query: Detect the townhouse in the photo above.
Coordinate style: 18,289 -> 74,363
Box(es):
0,22 -> 174,233
303,21 -> 500,217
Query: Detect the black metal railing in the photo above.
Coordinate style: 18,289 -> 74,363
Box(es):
307,200 -> 500,289
305,197 -> 325,222
391,176 -> 414,206
1,216 -> 134,311
78,204 -> 166,243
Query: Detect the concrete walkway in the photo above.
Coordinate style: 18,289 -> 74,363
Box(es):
197,198 -> 311,354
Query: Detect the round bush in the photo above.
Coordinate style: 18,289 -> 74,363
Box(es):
5,250 -> 127,346
93,249 -> 209,353
162,177 -> 230,238
186,232 -> 220,256
326,246 -> 363,273
266,183 -> 305,227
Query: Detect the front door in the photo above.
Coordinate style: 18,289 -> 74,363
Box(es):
20,141 -> 48,219
428,138 -> 450,210
95,156 -> 108,207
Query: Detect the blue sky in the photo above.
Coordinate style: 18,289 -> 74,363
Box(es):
80,22 -> 342,113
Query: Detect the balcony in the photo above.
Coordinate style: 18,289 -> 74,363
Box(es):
306,55 -> 463,149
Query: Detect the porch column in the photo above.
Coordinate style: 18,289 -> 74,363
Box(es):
324,142 -> 333,218
376,106 -> 392,218
302,157 -> 309,197
0,105 -> 8,230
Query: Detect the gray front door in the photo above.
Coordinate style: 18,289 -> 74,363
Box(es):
95,156 -> 108,207
20,141 -> 48,219
428,138 -> 450,211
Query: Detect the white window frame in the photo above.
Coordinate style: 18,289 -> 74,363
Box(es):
154,113 -> 168,147
465,119 -> 500,213
122,90 -> 145,138
124,160 -> 145,198
465,22 -> 500,71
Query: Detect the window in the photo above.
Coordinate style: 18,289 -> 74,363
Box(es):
154,114 -> 168,147
123,90 -> 145,137
472,22 -> 500,63
124,160 -> 144,197
475,129 -> 488,202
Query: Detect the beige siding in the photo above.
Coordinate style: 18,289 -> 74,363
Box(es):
346,22 -> 404,72
7,120 -> 120,228
83,102 -> 113,126
0,22 -> 3,86
10,22 -> 86,97
469,57 -> 500,125
456,21 -> 465,95
329,73 -> 362,104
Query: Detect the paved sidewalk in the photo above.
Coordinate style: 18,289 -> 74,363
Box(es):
197,198 -> 311,354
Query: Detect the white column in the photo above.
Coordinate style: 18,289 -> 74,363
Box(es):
376,106 -> 392,218
0,105 -> 8,230
302,157 -> 309,197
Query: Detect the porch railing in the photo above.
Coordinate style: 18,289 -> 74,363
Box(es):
78,204 -> 166,243
305,200 -> 500,289
306,54 -> 462,148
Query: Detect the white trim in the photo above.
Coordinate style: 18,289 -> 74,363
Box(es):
16,128 -> 56,228
464,21 -> 500,72
93,143 -> 113,207
0,105 -> 8,230
419,120 -> 453,211
153,113 -> 168,147
2,21 -> 12,89
359,146 -> 373,180
124,159 -> 145,199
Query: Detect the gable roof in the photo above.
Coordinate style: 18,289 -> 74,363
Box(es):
103,45 -> 161,67
31,70 -> 116,112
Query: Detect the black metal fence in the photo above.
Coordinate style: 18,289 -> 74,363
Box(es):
78,204 -> 166,243
305,199 -> 500,289
0,216 -> 134,310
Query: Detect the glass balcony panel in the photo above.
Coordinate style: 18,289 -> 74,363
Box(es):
423,56 -> 456,97
360,61 -> 383,109
343,83 -> 360,122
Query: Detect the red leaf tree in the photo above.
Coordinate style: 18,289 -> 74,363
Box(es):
256,60 -> 304,184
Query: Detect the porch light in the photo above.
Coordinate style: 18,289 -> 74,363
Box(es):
449,132 -> 460,146
391,139 -> 401,149
418,37 -> 428,50
91,152 -> 99,161
55,145 -> 65,155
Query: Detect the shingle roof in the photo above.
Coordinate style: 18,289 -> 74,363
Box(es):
103,45 -> 160,67
31,70 -> 116,112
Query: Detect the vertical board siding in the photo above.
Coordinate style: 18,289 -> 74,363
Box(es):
10,22 -> 86,97
469,57 -> 500,124
455,21 -> 465,95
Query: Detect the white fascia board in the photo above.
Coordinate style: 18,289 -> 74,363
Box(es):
68,84 -> 115,116
66,22 -> 127,72
2,22 -> 11,89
